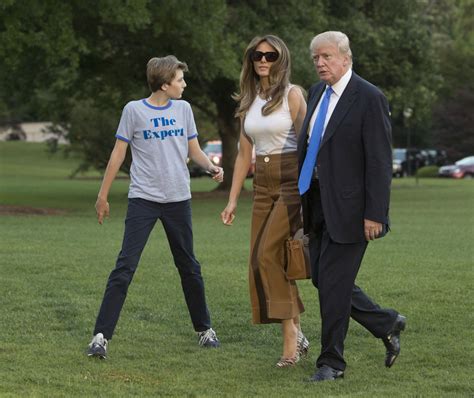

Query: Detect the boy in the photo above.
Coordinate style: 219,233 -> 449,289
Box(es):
87,55 -> 223,359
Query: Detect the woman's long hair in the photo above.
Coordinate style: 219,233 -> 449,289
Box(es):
233,35 -> 291,119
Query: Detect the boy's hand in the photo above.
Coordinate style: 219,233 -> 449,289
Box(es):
95,197 -> 110,225
208,166 -> 224,182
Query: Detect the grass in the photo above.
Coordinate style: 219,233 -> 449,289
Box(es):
0,141 -> 473,397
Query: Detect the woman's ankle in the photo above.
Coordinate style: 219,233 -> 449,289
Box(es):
282,320 -> 298,358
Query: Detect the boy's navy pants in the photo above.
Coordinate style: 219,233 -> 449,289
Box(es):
93,198 -> 211,340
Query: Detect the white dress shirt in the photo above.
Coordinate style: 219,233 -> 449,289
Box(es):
307,68 -> 353,140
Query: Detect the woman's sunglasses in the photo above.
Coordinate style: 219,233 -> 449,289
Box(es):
251,51 -> 279,62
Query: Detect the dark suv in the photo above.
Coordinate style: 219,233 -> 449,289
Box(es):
392,148 -> 423,177
420,149 -> 448,167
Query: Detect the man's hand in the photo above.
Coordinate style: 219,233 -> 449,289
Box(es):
364,219 -> 383,241
95,197 -> 110,225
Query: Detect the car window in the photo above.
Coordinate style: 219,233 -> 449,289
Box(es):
455,156 -> 474,166
204,143 -> 222,154
393,149 -> 406,161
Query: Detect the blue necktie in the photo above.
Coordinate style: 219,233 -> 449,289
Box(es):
298,86 -> 333,195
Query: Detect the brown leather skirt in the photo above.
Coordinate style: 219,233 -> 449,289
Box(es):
249,152 -> 305,324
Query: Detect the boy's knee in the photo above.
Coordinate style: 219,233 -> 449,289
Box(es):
175,260 -> 202,276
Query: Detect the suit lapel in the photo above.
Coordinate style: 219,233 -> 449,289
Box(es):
320,73 -> 359,150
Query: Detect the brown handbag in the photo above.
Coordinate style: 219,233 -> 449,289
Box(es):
285,228 -> 311,280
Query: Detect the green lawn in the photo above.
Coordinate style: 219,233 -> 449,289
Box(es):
1,142 -> 473,397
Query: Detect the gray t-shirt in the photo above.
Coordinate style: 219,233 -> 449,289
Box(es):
116,99 -> 198,203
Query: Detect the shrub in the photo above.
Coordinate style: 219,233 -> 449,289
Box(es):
416,165 -> 439,178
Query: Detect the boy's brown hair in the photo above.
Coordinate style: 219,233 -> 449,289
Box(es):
146,55 -> 188,92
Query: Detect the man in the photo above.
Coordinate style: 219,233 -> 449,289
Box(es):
297,31 -> 406,382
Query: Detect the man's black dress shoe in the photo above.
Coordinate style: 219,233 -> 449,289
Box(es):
308,365 -> 344,382
382,314 -> 406,368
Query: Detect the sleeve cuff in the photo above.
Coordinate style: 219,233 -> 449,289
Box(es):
115,134 -> 130,143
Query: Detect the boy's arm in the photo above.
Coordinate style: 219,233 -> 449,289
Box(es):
96,139 -> 128,224
188,138 -> 223,182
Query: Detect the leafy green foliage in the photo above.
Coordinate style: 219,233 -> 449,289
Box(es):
416,165 -> 439,178
430,0 -> 474,159
432,88 -> 474,160
65,99 -> 132,175
1,0 -> 471,179
324,0 -> 442,146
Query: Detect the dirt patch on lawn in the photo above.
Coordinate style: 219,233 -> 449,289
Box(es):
0,205 -> 67,216
0,191 -> 253,215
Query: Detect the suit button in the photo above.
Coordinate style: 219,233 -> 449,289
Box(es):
264,156 -> 270,163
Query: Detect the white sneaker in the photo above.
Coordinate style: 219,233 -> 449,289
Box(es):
87,333 -> 108,359
197,328 -> 220,348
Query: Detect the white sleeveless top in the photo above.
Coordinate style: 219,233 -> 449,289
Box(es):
244,85 -> 297,155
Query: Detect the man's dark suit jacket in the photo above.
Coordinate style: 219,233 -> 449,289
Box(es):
297,72 -> 392,244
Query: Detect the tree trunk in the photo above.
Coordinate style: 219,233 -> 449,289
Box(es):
212,77 -> 240,190
217,113 -> 239,190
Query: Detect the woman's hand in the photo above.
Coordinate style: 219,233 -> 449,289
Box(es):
221,202 -> 236,226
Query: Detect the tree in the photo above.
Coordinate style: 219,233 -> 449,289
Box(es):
432,88 -> 474,160
323,0 -> 443,147
0,0 -> 84,123
431,0 -> 474,159
0,0 -> 461,184
1,0 -> 326,188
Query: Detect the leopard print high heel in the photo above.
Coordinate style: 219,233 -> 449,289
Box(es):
297,330 -> 310,358
276,355 -> 299,368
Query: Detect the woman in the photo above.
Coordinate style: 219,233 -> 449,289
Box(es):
221,35 -> 308,367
